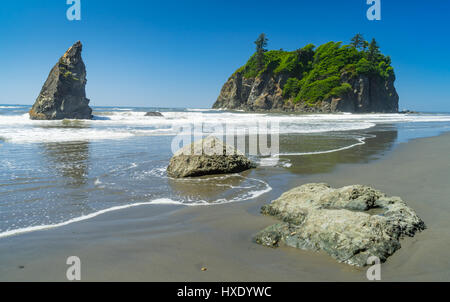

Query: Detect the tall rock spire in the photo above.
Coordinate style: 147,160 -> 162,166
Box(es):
29,41 -> 93,120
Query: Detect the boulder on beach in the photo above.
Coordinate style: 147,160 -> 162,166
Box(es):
145,112 -> 164,117
29,41 -> 92,120
167,136 -> 256,178
255,183 -> 425,267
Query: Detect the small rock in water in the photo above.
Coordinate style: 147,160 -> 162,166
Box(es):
255,183 -> 426,267
145,112 -> 164,117
167,136 -> 255,178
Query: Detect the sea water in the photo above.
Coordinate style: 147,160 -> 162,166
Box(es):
1,104 -> 450,238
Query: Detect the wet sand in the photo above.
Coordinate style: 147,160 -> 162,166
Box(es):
1,132 -> 449,281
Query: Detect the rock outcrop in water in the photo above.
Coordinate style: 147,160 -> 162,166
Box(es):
214,71 -> 399,113
167,136 -> 255,178
213,40 -> 399,113
255,183 -> 425,267
145,112 -> 164,117
29,41 -> 92,120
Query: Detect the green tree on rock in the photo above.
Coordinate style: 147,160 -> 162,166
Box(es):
254,33 -> 269,70
368,38 -> 381,62
362,40 -> 369,52
351,33 -> 365,50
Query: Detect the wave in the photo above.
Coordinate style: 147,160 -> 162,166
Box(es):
0,106 -> 23,109
0,198 -> 183,239
273,136 -> 369,157
0,174 -> 272,239
1,111 -> 450,144
110,108 -> 133,111
185,108 -> 223,112
0,127 -> 137,143
258,157 -> 292,168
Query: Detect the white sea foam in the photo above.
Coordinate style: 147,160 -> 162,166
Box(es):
0,127 -> 137,143
1,111 -> 450,143
0,106 -> 23,109
258,157 -> 292,167
141,167 -> 167,178
0,191 -> 268,238
0,174 -> 272,239
185,108 -> 223,112
273,136 -> 368,157
0,198 -> 182,239
111,108 -> 133,111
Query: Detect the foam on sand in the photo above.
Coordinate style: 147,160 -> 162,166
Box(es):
0,198 -> 186,239
273,136 -> 369,157
0,176 -> 272,239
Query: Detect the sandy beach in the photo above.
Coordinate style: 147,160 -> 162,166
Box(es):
1,131 -> 449,282
2,0 -> 450,287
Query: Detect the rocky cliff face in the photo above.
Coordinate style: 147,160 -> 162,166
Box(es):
29,41 -> 93,120
213,70 -> 399,113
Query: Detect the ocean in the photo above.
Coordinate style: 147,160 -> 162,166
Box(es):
1,104 -> 450,239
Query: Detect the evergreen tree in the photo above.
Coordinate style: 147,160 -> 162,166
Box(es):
254,33 -> 268,70
350,33 -> 365,50
367,38 -> 381,62
362,40 -> 369,52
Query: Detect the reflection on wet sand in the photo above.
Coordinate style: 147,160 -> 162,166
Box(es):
168,171 -> 249,202
41,141 -> 90,187
168,169 -> 272,204
39,119 -> 90,129
280,128 -> 397,174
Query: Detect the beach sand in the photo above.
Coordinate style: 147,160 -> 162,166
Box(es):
1,132 -> 449,281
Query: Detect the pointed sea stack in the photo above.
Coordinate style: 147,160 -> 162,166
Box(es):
29,41 -> 93,120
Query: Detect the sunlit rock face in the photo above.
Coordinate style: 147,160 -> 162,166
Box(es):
30,41 -> 92,120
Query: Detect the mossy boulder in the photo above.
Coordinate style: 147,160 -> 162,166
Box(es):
255,183 -> 425,267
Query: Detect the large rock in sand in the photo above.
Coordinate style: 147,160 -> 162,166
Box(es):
255,183 -> 425,267
29,41 -> 93,120
167,136 -> 255,178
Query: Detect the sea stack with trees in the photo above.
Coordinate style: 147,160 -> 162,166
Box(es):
213,34 -> 399,113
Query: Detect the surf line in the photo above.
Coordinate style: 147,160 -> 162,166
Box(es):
0,177 -> 273,239
0,199 -> 182,239
272,135 -> 374,157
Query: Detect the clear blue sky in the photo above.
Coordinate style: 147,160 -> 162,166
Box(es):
0,0 -> 449,111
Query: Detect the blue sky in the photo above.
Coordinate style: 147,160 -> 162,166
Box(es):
0,0 -> 449,111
